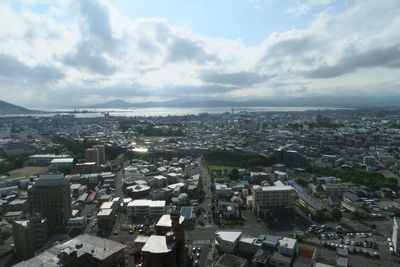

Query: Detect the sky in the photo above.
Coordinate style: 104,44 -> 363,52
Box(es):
0,0 -> 399,108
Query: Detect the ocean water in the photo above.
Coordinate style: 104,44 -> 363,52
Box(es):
2,106 -> 346,118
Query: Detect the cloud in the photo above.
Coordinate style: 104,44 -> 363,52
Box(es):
1,0 -> 400,107
79,0 -> 115,52
306,44 -> 400,78
201,71 -> 270,86
63,42 -> 117,75
166,36 -> 220,64
0,53 -> 64,82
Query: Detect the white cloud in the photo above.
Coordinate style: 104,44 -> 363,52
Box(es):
0,0 -> 399,107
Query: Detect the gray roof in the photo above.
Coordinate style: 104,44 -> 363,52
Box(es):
13,235 -> 127,266
215,254 -> 247,267
298,192 -> 326,211
180,206 -> 193,220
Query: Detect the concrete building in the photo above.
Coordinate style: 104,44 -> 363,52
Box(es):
252,184 -> 296,216
215,253 -> 247,267
141,235 -> 177,267
28,174 -> 71,235
127,200 -> 166,218
11,213 -> 48,260
28,154 -> 71,166
0,141 -> 35,156
215,231 -> 242,253
50,158 -> 74,170
85,145 -> 106,165
393,217 -> 400,254
293,245 -> 316,267
215,183 -> 233,197
13,235 -> 127,267
142,211 -> 186,267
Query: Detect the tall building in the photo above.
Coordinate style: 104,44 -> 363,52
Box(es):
142,211 -> 186,267
11,213 -> 48,260
28,174 -> 72,235
252,184 -> 296,216
393,217 -> 400,254
94,145 -> 106,164
85,148 -> 98,163
85,145 -> 106,165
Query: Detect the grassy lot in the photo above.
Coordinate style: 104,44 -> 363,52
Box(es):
204,164 -> 240,171
7,166 -> 47,178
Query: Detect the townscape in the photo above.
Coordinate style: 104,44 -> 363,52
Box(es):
1,107 -> 400,266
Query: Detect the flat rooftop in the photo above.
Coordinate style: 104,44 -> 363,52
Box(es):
141,235 -> 175,254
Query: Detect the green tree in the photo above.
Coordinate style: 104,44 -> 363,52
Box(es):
331,208 -> 342,221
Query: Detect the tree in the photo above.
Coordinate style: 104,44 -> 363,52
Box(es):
331,208 -> 342,221
230,168 -> 239,180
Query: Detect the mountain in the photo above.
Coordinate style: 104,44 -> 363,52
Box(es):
0,100 -> 38,115
85,95 -> 400,109
87,99 -> 135,108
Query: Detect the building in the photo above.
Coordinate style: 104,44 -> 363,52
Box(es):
126,184 -> 151,198
28,154 -> 71,166
215,253 -> 247,267
215,231 -> 243,253
11,213 -> 48,260
393,217 -> 400,254
50,158 -> 74,170
13,235 -> 128,267
215,183 -> 233,197
336,247 -> 348,267
0,141 -> 35,156
293,245 -> 316,267
218,201 -> 240,219
127,200 -> 166,218
252,184 -> 296,216
28,174 -> 72,235
274,148 -> 308,167
141,235 -> 177,267
85,145 -> 106,165
142,211 -> 186,267
298,192 -> 327,215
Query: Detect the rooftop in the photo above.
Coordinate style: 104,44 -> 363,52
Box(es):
13,235 -> 126,266
156,214 -> 184,227
141,235 -> 175,254
215,231 -> 242,243
215,254 -> 247,267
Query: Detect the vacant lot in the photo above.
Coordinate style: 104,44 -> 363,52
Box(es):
7,166 -> 47,178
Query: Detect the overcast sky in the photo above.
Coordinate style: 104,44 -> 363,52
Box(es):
1,0 -> 400,108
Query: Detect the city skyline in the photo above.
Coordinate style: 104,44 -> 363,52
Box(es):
0,0 -> 399,108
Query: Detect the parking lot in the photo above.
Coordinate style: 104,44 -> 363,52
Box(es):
304,224 -> 400,266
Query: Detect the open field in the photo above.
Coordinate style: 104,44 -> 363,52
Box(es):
6,166 -> 47,178
204,164 -> 240,171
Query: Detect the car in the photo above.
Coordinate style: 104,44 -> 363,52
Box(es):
241,216 -> 248,221
196,252 -> 200,259
194,259 -> 199,266
113,230 -> 120,235
128,230 -> 134,235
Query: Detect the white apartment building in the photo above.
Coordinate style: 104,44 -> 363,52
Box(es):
393,217 -> 400,254
127,200 -> 166,218
252,184 -> 296,216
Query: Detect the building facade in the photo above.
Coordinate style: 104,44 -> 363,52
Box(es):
28,174 -> 72,235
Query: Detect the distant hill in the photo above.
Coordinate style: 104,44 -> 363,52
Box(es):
87,99 -> 135,108
85,95 -> 400,109
0,100 -> 38,115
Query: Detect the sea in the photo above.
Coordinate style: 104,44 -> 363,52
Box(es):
1,106 -> 347,118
